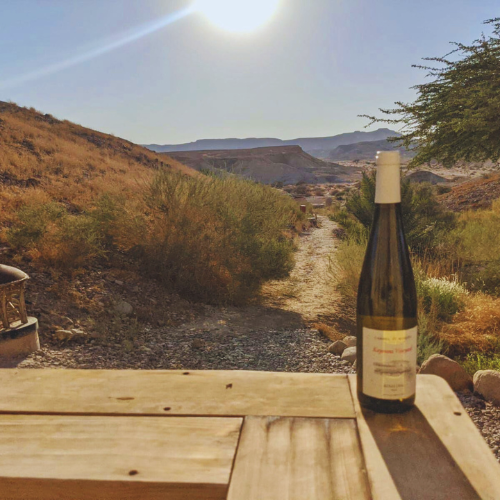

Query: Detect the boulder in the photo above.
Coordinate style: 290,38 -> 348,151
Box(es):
343,336 -> 357,347
473,370 -> 500,406
420,354 -> 473,391
341,347 -> 357,364
114,301 -> 133,316
328,340 -> 347,356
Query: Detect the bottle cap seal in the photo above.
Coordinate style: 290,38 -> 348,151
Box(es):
375,151 -> 401,204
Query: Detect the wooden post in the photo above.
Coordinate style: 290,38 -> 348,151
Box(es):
18,284 -> 28,324
0,291 -> 9,329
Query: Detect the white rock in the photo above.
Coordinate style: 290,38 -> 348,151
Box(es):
343,336 -> 357,347
473,370 -> 500,406
328,340 -> 347,356
342,346 -> 357,364
55,329 -> 74,341
114,301 -> 133,315
420,354 -> 473,391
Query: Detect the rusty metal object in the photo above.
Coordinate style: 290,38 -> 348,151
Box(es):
0,265 -> 39,367
0,265 -> 30,330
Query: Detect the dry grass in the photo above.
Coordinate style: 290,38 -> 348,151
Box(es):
313,322 -> 344,342
438,294 -> 500,356
0,101 -> 193,222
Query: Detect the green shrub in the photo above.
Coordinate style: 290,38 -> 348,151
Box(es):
7,202 -> 65,248
329,208 -> 368,244
436,185 -> 452,195
336,172 -> 455,252
416,273 -> 468,320
462,352 -> 500,376
448,200 -> 500,295
417,332 -> 446,365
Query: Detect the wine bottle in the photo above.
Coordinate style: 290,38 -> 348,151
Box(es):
356,151 -> 417,413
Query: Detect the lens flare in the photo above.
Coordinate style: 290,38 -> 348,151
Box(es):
195,0 -> 281,33
0,6 -> 194,90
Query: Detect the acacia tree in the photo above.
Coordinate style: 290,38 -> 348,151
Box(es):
363,18 -> 500,168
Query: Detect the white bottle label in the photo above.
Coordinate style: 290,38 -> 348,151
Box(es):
362,326 -> 417,400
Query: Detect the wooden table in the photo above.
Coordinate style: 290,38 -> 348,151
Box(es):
0,370 -> 499,500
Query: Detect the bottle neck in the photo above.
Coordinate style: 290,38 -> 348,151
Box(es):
375,165 -> 401,204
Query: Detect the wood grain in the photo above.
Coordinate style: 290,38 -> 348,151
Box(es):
0,369 -> 354,418
0,415 -> 242,500
416,375 -> 500,500
348,376 -> 402,500
227,416 -> 370,500
349,375 -> 500,500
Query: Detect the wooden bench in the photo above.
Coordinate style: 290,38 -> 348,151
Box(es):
0,369 -> 499,499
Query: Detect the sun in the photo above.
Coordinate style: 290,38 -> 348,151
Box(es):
195,0 -> 281,33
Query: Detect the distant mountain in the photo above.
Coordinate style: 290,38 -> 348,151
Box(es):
166,146 -> 362,185
322,139 -> 414,161
145,128 -> 399,157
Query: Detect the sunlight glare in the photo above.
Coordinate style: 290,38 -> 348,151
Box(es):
195,0 -> 281,33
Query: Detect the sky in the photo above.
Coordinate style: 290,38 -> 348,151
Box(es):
0,0 -> 497,144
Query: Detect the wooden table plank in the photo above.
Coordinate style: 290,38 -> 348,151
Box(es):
348,377 -> 402,500
349,375 -> 500,500
0,369 -> 355,418
0,415 -> 242,500
227,416 -> 371,500
416,375 -> 500,500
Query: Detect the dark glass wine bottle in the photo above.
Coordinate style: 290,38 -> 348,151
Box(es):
356,151 -> 417,413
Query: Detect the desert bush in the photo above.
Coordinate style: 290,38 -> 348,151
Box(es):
330,208 -> 368,243
436,185 -> 452,195
462,352 -> 500,376
328,235 -> 366,301
332,172 -> 455,252
139,170 -> 303,304
6,201 -> 65,248
6,200 -> 108,269
37,214 -> 105,268
438,293 -> 500,356
417,332 -> 446,365
448,200 -> 500,295
415,272 -> 468,321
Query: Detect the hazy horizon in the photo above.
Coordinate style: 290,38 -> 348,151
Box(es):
1,0 -> 497,144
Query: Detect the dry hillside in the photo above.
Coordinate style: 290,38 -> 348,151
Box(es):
439,173 -> 500,212
0,101 -> 194,214
167,146 -> 361,185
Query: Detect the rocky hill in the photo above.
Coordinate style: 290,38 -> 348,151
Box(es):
146,128 -> 399,157
405,170 -> 448,184
439,173 -> 500,212
166,146 -> 362,185
318,139 -> 414,161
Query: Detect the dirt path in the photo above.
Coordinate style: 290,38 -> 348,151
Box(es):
261,215 -> 341,325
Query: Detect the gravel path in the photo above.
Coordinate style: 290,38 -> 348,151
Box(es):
20,326 -> 354,374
